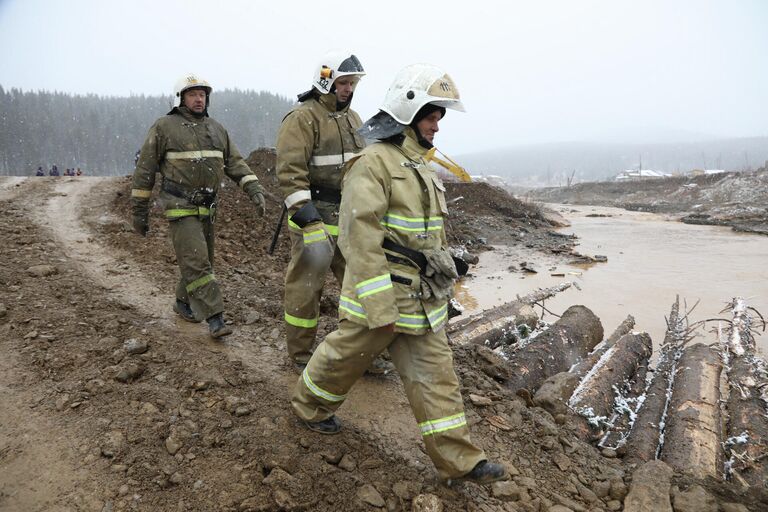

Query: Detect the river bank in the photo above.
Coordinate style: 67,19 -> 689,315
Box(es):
526,169 -> 768,235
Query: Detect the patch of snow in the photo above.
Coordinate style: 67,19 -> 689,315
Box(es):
569,345 -> 616,407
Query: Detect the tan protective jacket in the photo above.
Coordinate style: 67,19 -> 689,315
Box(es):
337,128 -> 450,334
276,93 -> 365,230
131,107 -> 262,218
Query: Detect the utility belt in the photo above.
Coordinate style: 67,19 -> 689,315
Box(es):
163,179 -> 217,207
310,184 -> 342,204
383,238 -> 428,274
382,238 -> 469,277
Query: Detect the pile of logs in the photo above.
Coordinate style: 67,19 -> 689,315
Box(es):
451,291 -> 767,486
721,299 -> 768,488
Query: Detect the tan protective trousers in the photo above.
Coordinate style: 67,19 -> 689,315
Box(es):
283,227 -> 345,363
291,319 -> 486,479
169,215 -> 224,321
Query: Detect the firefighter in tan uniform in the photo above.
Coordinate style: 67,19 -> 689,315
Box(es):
276,51 -> 366,365
131,74 -> 266,339
291,64 -> 509,484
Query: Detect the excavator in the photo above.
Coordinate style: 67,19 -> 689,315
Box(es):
426,147 -> 472,183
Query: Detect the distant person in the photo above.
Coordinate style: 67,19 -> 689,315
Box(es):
49,165 -> 59,177
131,74 -> 266,339
276,50 -> 369,367
134,150 -> 140,166
291,64 -> 509,485
76,167 -> 83,176
35,166 -> 45,176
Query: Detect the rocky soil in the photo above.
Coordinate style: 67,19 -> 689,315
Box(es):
527,169 -> 768,235
0,154 -> 762,511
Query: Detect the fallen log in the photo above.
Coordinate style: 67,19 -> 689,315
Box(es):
660,343 -> 723,480
448,282 -> 572,348
533,315 -> 635,416
600,362 -> 649,449
569,315 -> 635,378
503,305 -> 603,395
722,298 -> 768,488
625,297 -> 685,466
569,332 -> 653,441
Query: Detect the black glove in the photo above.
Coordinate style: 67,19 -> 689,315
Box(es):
289,200 -> 322,228
132,213 -> 149,236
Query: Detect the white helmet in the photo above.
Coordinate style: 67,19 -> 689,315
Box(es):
312,50 -> 365,95
173,73 -> 213,108
380,64 -> 464,125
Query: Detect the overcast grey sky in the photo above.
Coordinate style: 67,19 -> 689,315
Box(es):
1,0 -> 766,154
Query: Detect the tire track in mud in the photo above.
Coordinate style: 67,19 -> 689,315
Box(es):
0,350 -> 92,512
0,177 -> 106,511
38,177 -> 175,324
0,176 -> 27,200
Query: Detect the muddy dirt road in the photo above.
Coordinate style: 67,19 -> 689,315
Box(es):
1,175 -> 760,511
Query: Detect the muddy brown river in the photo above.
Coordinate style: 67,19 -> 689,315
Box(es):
457,204 -> 768,355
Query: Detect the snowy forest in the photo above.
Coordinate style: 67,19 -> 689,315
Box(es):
0,86 -> 294,176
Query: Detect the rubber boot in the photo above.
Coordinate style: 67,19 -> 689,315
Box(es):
173,300 -> 199,323
207,313 -> 232,339
303,415 -> 341,435
455,460 -> 509,485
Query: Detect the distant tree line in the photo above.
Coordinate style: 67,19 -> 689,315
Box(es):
0,85 -> 295,176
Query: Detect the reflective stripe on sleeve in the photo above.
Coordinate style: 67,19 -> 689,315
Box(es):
339,296 -> 366,319
302,368 -> 346,402
131,188 -> 152,198
165,207 -> 211,219
325,224 -> 339,236
355,274 -> 393,299
418,413 -> 467,437
239,175 -> 259,189
186,273 -> 215,293
308,152 -> 358,167
284,189 -> 312,209
165,150 -> 224,160
285,312 -> 318,328
427,303 -> 449,331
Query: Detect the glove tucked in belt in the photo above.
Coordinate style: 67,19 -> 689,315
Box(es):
420,248 -> 458,302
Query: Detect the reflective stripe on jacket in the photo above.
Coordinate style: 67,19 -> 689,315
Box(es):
337,127 -> 450,334
276,93 -> 365,225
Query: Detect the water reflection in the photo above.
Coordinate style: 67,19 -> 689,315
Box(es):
456,204 -> 768,354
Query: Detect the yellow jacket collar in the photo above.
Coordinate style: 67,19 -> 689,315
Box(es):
400,127 -> 430,160
317,92 -> 350,114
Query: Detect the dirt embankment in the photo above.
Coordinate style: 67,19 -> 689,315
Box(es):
0,154 -> 760,511
527,169 -> 768,235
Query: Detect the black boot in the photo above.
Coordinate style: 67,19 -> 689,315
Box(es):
303,415 -> 341,435
207,313 -> 232,339
455,460 -> 509,485
173,300 -> 199,323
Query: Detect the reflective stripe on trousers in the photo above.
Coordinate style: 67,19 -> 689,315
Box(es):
285,312 -> 319,329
